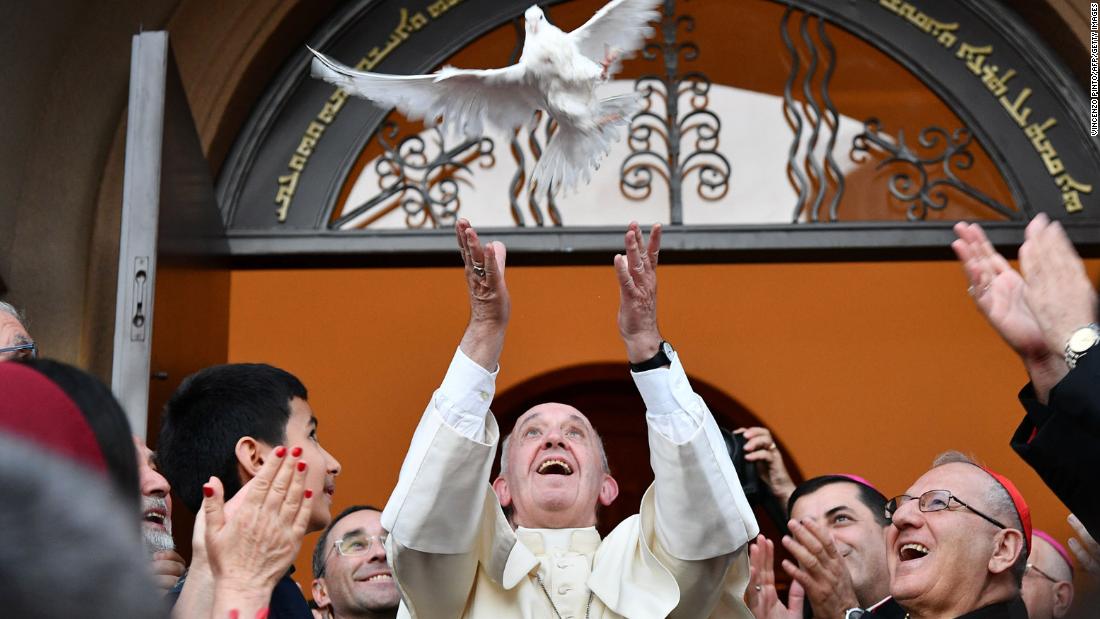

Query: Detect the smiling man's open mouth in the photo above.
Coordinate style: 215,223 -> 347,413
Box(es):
537,459 -> 573,475
143,509 -> 167,528
899,542 -> 929,562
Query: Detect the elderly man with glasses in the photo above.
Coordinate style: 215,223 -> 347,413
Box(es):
0,301 -> 36,361
312,505 -> 399,619
885,451 -> 1032,619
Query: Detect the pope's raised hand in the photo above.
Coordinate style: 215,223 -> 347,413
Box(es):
456,219 -> 509,372
615,221 -> 662,363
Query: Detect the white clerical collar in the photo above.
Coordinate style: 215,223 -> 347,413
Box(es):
515,526 -> 600,554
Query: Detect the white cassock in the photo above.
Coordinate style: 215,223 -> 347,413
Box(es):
382,348 -> 759,618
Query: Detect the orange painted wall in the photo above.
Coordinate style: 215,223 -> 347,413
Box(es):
228,257 -> 1098,590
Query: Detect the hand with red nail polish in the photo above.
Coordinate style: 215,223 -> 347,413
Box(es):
290,446 -> 302,457
200,440 -> 313,619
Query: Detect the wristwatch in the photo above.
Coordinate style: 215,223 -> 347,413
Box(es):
629,340 -> 674,372
1064,323 -> 1100,369
844,609 -> 867,619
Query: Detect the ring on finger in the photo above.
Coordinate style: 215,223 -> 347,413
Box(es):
472,263 -> 487,278
767,443 -> 777,451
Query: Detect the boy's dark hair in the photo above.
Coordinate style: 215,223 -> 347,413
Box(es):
312,504 -> 383,578
157,363 -> 307,513
20,359 -> 139,515
787,475 -> 890,526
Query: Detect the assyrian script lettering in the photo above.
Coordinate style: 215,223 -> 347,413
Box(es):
876,0 -> 1092,214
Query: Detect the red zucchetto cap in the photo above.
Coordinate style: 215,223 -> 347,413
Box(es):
979,465 -> 1033,554
0,362 -> 107,473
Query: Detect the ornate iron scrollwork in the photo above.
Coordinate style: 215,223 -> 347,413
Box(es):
330,119 -> 495,229
508,112 -> 563,227
620,0 -> 730,224
781,6 -> 845,222
850,119 -> 1018,221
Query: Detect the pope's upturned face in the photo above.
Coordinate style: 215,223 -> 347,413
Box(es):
496,403 -> 615,529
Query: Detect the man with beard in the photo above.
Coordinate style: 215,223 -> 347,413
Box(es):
133,435 -> 186,593
886,452 -> 1031,618
312,506 -> 399,619
381,220 -> 757,618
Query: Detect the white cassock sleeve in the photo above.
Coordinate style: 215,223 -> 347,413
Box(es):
629,350 -> 759,619
632,349 -> 759,561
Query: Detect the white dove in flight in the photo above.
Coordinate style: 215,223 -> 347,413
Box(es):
308,0 -> 663,196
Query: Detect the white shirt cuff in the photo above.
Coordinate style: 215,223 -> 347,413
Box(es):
434,347 -> 499,441
631,351 -> 704,443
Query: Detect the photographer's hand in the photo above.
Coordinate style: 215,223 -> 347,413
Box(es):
736,427 -> 795,507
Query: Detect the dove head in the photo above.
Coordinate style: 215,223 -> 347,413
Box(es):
524,5 -> 545,35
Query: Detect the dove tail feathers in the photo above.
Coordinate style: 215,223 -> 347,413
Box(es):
529,93 -> 642,196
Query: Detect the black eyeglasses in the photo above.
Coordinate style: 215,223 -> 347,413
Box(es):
885,489 -> 1008,530
0,342 -> 37,360
1025,563 -> 1059,583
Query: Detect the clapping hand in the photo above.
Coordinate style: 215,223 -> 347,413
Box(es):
201,445 -> 313,617
747,535 -> 805,619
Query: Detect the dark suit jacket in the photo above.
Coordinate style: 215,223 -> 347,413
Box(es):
955,597 -> 1029,618
1013,351 -> 1100,537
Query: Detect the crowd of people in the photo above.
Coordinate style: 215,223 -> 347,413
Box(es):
1,214 -> 1098,618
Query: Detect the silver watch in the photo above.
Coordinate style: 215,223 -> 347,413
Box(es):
844,609 -> 867,619
1064,323 -> 1100,369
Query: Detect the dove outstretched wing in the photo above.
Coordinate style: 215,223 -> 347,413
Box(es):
569,0 -> 663,66
309,47 -> 538,138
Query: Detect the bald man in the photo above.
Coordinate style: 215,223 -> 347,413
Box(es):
1021,530 -> 1074,619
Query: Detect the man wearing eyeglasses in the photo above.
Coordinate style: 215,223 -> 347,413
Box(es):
0,301 -> 36,361
311,505 -> 398,619
885,452 -> 1032,619
1021,530 -> 1074,619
